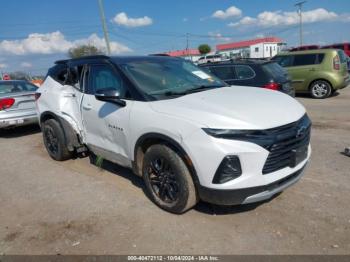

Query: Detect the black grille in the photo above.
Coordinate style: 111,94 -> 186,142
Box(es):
262,115 -> 311,174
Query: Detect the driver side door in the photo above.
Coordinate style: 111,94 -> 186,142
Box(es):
81,63 -> 133,167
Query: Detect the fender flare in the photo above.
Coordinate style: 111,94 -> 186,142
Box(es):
133,133 -> 200,186
40,111 -> 81,151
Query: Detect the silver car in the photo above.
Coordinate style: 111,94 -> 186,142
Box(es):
0,80 -> 38,128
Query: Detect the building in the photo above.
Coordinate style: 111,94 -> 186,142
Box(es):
216,37 -> 285,59
164,49 -> 202,62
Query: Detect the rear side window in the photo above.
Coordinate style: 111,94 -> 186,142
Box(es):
46,64 -> 68,84
0,82 -> 37,94
272,56 -> 293,67
68,65 -> 85,91
337,50 -> 347,64
235,65 -> 255,80
262,63 -> 287,79
293,54 -> 317,66
292,54 -> 325,66
208,66 -> 234,80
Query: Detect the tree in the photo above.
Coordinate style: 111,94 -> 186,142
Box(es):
198,44 -> 211,55
9,71 -> 30,81
68,45 -> 103,59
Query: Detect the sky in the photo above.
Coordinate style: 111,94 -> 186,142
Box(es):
0,0 -> 349,75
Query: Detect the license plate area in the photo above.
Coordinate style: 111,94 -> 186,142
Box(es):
290,145 -> 308,167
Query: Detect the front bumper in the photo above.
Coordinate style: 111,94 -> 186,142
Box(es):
0,113 -> 38,128
197,163 -> 307,205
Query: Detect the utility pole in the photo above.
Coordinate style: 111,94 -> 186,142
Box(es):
295,1 -> 307,47
186,33 -> 192,61
98,0 -> 111,55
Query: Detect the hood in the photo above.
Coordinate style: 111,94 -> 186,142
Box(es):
149,86 -> 306,130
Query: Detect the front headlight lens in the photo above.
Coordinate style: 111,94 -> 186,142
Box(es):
202,128 -> 274,149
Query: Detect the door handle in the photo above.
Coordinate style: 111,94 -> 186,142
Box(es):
83,104 -> 92,110
63,92 -> 76,98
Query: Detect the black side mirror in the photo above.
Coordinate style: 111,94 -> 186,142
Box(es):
95,89 -> 126,107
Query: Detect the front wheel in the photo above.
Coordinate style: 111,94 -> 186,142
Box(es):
310,80 -> 332,99
142,144 -> 198,214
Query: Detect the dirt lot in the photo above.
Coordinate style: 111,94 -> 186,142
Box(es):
1,88 -> 350,255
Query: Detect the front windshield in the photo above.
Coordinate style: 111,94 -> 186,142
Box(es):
119,58 -> 226,99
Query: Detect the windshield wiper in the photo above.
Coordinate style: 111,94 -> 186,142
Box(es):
163,85 -> 223,97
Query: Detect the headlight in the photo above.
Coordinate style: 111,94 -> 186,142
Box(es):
202,128 -> 274,149
202,114 -> 312,149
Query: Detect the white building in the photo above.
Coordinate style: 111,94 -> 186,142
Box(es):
216,37 -> 286,59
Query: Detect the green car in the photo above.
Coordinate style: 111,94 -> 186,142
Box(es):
272,49 -> 350,99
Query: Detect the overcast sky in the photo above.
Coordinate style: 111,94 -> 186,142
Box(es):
0,0 -> 349,75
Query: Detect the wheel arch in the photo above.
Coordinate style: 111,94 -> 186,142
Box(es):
133,133 -> 200,186
308,78 -> 333,91
40,111 -> 82,152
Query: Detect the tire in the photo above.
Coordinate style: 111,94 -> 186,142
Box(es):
42,119 -> 72,161
310,80 -> 332,99
142,144 -> 198,214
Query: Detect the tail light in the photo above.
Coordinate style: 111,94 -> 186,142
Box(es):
0,98 -> 15,111
263,82 -> 281,91
35,93 -> 41,100
333,55 -> 340,70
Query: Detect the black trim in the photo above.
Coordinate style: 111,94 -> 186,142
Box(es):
40,112 -> 81,152
134,133 -> 200,186
197,165 -> 306,206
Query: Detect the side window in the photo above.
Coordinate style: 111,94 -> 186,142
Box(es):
24,83 -> 38,91
235,65 -> 255,80
317,54 -> 325,64
273,56 -> 293,67
209,66 -> 234,80
68,65 -> 84,91
47,64 -> 68,84
89,64 -> 129,98
293,54 -> 317,66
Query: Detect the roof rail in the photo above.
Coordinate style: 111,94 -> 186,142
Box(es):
55,55 -> 110,64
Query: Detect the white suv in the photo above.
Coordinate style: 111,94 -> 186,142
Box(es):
36,55 -> 311,213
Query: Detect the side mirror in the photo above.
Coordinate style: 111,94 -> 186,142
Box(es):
95,89 -> 126,107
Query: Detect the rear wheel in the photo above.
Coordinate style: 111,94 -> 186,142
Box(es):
310,80 -> 332,99
42,119 -> 72,161
142,144 -> 198,214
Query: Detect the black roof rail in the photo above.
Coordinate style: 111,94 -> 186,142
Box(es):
55,55 -> 110,64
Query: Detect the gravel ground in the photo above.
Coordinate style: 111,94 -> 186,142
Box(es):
0,87 -> 349,255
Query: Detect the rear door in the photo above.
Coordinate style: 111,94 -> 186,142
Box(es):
287,54 -> 321,92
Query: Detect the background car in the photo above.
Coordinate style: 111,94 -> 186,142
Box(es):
199,59 -> 295,97
0,80 -> 38,128
289,45 -> 320,52
197,54 -> 222,64
272,49 -> 350,99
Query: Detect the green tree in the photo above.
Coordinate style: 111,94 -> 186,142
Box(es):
68,45 -> 103,58
198,44 -> 211,55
